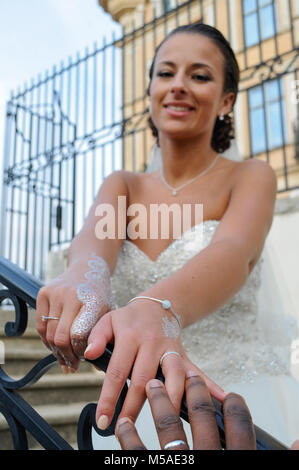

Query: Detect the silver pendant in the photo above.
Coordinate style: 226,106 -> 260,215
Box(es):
172,190 -> 177,196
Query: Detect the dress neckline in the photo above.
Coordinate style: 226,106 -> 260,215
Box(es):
122,219 -> 221,263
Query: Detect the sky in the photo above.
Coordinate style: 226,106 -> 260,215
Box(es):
0,0 -> 121,213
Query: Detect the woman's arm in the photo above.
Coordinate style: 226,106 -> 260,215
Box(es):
36,170 -> 129,366
85,159 -> 277,432
137,159 -> 277,328
67,169 -> 129,273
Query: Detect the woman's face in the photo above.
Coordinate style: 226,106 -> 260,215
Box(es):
149,33 -> 235,143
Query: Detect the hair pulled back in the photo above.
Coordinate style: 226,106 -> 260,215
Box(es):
147,23 -> 240,153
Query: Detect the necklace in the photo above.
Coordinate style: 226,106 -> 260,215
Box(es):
160,154 -> 220,196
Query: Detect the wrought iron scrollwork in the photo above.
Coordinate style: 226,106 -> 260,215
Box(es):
0,256 -> 74,450
0,290 -> 28,337
77,378 -> 129,450
0,311 -> 72,448
0,255 -> 131,450
0,255 -> 290,450
0,404 -> 28,450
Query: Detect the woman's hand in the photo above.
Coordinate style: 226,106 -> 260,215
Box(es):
116,374 -> 256,450
36,255 -> 112,371
84,301 -> 226,431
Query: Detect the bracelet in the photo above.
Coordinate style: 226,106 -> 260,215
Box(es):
127,296 -> 181,329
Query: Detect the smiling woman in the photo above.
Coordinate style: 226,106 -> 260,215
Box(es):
35,22 -> 299,450
147,23 -> 239,155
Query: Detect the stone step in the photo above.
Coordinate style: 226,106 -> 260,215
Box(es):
1,309 -> 95,376
1,343 -> 95,376
0,305 -> 107,450
1,332 -> 52,351
0,401 -> 96,450
18,371 -> 104,406
0,306 -> 37,330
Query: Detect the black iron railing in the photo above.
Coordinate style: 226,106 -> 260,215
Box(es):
0,255 -> 289,450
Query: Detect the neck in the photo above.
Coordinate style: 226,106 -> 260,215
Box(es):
159,134 -> 219,187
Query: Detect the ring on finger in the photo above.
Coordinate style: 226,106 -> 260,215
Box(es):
159,351 -> 181,368
164,439 -> 187,450
42,315 -> 60,322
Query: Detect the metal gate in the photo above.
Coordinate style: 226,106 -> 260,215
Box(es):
1,0 -> 299,280
1,32 -> 124,279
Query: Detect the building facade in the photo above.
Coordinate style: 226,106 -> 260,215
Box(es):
99,0 -> 299,194
1,0 -> 298,284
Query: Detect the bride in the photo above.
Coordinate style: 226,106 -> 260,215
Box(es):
36,23 -> 299,449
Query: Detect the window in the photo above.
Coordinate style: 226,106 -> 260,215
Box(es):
163,0 -> 173,13
248,78 -> 287,154
243,0 -> 278,47
151,0 -> 173,15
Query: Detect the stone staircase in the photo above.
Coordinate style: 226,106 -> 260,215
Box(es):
0,305 -> 105,450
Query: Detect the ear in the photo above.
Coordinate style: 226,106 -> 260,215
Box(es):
219,91 -> 235,116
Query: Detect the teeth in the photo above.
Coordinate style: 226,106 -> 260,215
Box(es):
167,106 -> 191,111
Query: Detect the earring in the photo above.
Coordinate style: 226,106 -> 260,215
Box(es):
219,112 -> 225,121
149,103 -> 152,115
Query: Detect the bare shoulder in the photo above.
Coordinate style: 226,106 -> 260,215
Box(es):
114,168 -> 154,193
102,169 -> 132,190
110,169 -> 145,185
231,158 -> 277,193
103,169 -> 154,206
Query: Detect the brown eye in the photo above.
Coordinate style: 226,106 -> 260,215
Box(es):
157,71 -> 173,78
193,74 -> 210,82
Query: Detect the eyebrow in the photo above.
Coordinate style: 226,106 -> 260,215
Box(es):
157,61 -> 214,72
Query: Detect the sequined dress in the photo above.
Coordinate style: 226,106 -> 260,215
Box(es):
93,220 -> 299,449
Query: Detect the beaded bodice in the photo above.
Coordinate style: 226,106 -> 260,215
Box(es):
110,220 -> 291,388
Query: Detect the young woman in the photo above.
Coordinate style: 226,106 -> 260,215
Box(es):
36,23 -> 299,449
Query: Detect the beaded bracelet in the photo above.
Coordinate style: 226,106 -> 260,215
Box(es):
127,295 -> 181,329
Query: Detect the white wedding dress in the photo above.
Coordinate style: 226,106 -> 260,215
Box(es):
92,142 -> 299,449
92,219 -> 299,450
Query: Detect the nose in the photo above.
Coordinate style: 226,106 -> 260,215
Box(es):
170,73 -> 187,95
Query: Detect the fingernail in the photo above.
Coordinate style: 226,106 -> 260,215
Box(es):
97,415 -> 109,430
186,370 -> 200,379
117,417 -> 132,427
84,343 -> 93,356
116,417 -> 134,436
149,379 -> 163,388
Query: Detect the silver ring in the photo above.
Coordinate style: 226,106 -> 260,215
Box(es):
164,439 -> 186,450
41,315 -> 60,322
159,351 -> 181,368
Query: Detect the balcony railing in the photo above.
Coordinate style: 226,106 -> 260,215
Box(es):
0,254 -> 289,450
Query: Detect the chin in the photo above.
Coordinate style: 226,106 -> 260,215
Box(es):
160,128 -> 199,142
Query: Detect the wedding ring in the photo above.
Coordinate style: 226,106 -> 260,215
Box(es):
41,315 -> 60,322
164,439 -> 186,450
159,351 -> 181,368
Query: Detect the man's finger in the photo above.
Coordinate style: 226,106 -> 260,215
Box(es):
223,393 -> 256,450
116,417 -> 146,450
185,374 -> 221,450
146,379 -> 189,450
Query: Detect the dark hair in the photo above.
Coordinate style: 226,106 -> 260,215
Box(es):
147,23 -> 240,153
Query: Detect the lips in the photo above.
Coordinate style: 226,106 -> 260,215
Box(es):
163,102 -> 195,117
164,102 -> 195,111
